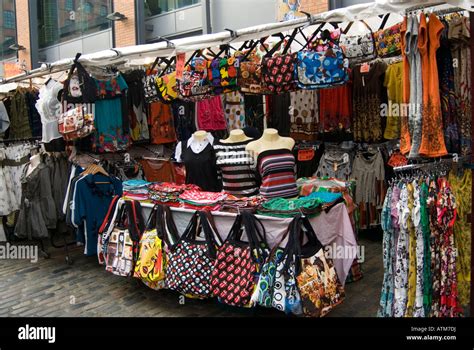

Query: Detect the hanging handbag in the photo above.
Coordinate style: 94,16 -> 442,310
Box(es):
134,205 -> 179,290
207,56 -> 240,94
62,53 -> 97,104
271,218 -> 303,315
211,212 -> 269,307
238,61 -> 270,94
250,225 -> 290,308
105,200 -> 145,277
165,210 -> 223,299
155,71 -> 178,104
97,195 -> 121,265
339,20 -> 376,60
291,214 -> 345,317
144,57 -> 163,104
57,103 -> 95,141
295,43 -> 349,89
261,53 -> 297,94
177,57 -> 213,101
373,15 -> 402,58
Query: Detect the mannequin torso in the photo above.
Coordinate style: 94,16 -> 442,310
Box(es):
245,128 -> 295,159
220,129 -> 252,144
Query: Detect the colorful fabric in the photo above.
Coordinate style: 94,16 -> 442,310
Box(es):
374,22 -> 402,57
262,53 -> 297,94
257,149 -> 298,199
207,56 -> 240,94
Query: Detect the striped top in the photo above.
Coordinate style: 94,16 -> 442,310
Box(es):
213,140 -> 258,196
257,149 -> 298,199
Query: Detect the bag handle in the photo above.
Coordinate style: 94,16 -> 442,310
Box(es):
98,195 -> 120,234
156,204 -> 180,247
343,19 -> 373,35
378,13 -> 390,31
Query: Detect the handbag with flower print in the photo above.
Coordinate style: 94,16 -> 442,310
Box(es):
373,15 -> 402,58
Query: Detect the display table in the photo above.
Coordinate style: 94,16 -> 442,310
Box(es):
115,199 -> 357,286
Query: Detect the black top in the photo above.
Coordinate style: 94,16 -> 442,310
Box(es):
181,141 -> 221,192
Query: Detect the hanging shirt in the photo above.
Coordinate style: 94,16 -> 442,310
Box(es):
383,62 -> 403,139
72,174 -> 122,256
223,91 -> 246,131
148,101 -> 177,144
196,95 -> 227,131
318,84 -> 352,142
92,74 -> 131,153
0,101 -> 10,135
35,79 -> 63,143
289,90 -> 318,141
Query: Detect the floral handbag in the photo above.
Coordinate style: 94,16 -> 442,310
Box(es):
238,61 -> 270,94
177,57 -> 213,101
291,214 -> 345,317
211,212 -> 269,307
144,57 -> 162,104
295,45 -> 349,89
207,56 -> 240,95
373,15 -> 402,58
58,104 -> 95,141
262,53 -> 297,94
339,20 -> 376,60
165,211 -> 223,299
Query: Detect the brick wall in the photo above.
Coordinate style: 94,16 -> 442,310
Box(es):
15,0 -> 31,70
113,0 -> 137,47
300,0 -> 329,14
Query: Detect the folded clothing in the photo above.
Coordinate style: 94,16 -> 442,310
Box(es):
148,182 -> 201,203
257,197 -> 324,218
300,191 -> 342,204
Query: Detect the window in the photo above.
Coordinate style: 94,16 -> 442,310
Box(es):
65,0 -> 74,11
3,10 -> 15,29
38,0 -> 112,49
145,0 -> 200,17
84,2 -> 93,14
100,5 -> 107,17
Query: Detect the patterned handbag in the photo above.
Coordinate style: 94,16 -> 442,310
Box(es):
144,58 -> 162,104
165,211 -> 223,299
207,56 -> 240,94
57,104 -> 95,141
373,15 -> 402,58
155,71 -> 178,104
296,45 -> 349,89
211,212 -> 269,307
238,61 -> 270,94
177,57 -> 213,101
134,205 -> 179,290
105,200 -> 145,277
291,214 -> 345,317
262,53 -> 297,94
63,53 -> 97,104
97,195 -> 121,265
271,219 -> 303,315
339,20 -> 376,60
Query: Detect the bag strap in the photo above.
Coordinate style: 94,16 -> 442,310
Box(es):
98,195 -> 120,234
343,20 -> 373,35
198,211 -> 220,259
156,205 -> 180,247
378,13 -> 390,31
202,210 -> 223,246
148,56 -> 161,75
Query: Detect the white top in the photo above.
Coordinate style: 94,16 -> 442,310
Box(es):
0,101 -> 10,134
174,133 -> 215,162
35,80 -> 63,143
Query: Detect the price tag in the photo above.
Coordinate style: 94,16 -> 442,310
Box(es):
298,149 -> 315,162
360,62 -> 370,73
175,53 -> 186,79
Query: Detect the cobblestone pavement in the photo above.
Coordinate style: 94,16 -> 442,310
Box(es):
0,237 -> 382,317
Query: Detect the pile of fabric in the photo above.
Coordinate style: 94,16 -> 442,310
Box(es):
123,180 -> 151,201
178,190 -> 227,211
257,197 -> 325,218
219,195 -> 265,213
148,182 -> 200,206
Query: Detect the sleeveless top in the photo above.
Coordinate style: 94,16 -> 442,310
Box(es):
181,141 -> 221,192
257,149 -> 298,199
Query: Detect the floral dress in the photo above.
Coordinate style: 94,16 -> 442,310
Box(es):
393,183 -> 409,317
412,180 -> 425,317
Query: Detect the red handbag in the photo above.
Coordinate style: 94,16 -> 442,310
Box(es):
211,212 -> 269,307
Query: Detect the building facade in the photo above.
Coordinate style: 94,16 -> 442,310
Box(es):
0,0 -> 334,79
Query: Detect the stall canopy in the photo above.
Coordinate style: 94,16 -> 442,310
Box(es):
0,0 -> 472,84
